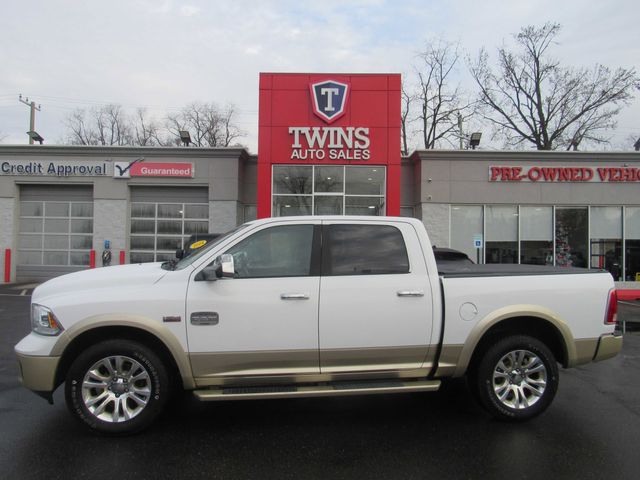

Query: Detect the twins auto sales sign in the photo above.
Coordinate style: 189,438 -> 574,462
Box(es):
257,73 -> 400,167
257,73 -> 402,218
288,80 -> 371,161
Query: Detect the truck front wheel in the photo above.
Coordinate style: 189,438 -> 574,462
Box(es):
65,339 -> 170,435
471,335 -> 559,421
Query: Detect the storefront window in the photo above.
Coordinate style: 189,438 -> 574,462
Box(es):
446,203 -> 639,278
272,195 -> 312,216
555,207 -> 588,268
345,167 -> 385,195
314,166 -> 344,193
345,196 -> 385,216
520,207 -> 553,265
451,206 -> 483,263
485,206 -> 518,264
625,207 -> 640,281
272,165 -> 385,217
273,166 -> 312,194
314,196 -> 343,215
590,207 -> 622,280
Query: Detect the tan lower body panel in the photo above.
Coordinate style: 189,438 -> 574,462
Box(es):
593,334 -> 623,362
320,345 -> 431,373
191,346 -> 434,388
16,354 -> 60,392
571,338 -> 600,366
434,344 -> 464,377
194,379 -> 441,401
190,350 -> 318,380
436,338 -> 604,377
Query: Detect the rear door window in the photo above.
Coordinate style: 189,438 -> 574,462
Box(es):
323,224 -> 409,275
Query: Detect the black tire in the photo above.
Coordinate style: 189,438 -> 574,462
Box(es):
65,339 -> 170,435
471,335 -> 559,422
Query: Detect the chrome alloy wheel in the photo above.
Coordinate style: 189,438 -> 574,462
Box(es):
492,349 -> 547,410
81,355 -> 152,423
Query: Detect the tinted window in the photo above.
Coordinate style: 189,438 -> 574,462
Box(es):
324,224 -> 409,275
225,225 -> 314,278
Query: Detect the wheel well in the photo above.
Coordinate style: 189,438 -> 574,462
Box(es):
55,326 -> 184,391
468,316 -> 568,372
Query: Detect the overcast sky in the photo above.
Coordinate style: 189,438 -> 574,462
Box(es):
0,0 -> 638,152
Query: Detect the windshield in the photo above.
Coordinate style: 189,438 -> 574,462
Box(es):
172,224 -> 250,270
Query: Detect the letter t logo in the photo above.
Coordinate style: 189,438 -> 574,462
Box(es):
321,88 -> 339,112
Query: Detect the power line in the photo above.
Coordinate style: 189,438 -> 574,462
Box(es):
13,93 -> 259,114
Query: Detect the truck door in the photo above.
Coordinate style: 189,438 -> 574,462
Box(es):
318,221 -> 434,373
186,221 -> 321,381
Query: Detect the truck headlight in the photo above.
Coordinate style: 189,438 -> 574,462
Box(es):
31,304 -> 63,336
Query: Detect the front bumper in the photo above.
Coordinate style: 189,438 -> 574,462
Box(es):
16,352 -> 60,393
593,333 -> 623,362
15,333 -> 61,393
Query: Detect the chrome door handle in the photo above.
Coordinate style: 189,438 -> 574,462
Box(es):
397,291 -> 424,297
280,293 -> 310,300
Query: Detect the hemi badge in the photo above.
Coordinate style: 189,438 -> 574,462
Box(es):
163,315 -> 181,323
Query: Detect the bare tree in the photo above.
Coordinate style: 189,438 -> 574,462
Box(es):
219,104 -> 244,147
64,109 -> 99,145
166,102 -> 245,147
93,104 -> 132,146
63,101 -> 245,147
400,82 -> 414,155
132,108 -> 163,146
469,23 -> 639,150
64,105 -> 133,146
414,39 -> 476,149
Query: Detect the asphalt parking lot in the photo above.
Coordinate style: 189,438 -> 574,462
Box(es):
1,283 -> 639,480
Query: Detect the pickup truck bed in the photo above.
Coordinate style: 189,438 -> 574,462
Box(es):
437,263 -> 606,277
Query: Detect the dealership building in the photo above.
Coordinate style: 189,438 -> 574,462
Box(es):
1,73 -> 639,284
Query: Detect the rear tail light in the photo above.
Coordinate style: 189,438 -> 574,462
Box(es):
605,289 -> 618,326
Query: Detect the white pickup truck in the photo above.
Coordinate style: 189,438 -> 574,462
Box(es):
15,216 -> 622,434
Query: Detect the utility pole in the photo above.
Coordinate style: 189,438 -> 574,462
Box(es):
457,113 -> 463,149
18,94 -> 42,144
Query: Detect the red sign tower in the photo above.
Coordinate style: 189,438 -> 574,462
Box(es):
257,73 -> 401,218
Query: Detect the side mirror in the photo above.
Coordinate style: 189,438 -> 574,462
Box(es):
176,248 -> 185,260
194,254 -> 235,282
217,254 -> 235,278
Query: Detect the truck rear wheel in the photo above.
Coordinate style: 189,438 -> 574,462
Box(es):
65,339 -> 170,435
472,335 -> 558,421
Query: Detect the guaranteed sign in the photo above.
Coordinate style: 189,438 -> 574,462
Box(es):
114,161 -> 194,178
489,165 -> 640,183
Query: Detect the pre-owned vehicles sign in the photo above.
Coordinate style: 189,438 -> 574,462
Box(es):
489,165 -> 640,182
